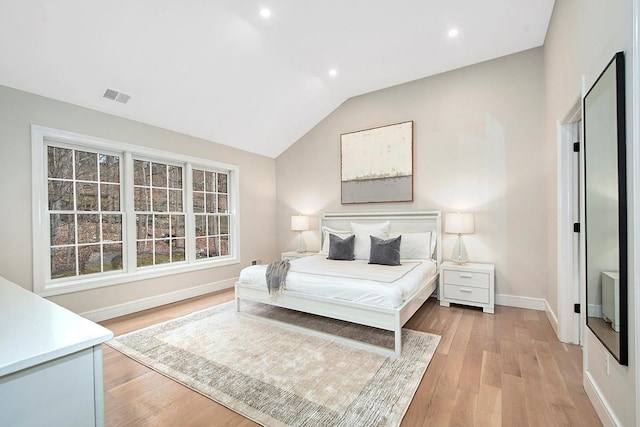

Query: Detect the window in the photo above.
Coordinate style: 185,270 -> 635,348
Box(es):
134,160 -> 186,266
48,147 -> 123,279
32,126 -> 239,296
193,169 -> 230,259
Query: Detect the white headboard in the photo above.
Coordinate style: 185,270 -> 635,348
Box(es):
320,211 -> 442,266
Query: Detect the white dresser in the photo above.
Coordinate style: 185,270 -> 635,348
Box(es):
439,261 -> 495,313
0,277 -> 113,427
601,271 -> 620,332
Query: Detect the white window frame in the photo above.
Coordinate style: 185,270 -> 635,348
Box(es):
31,125 -> 240,297
130,155 -> 188,268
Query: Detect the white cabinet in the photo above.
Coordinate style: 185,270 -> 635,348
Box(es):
439,261 -> 495,313
601,271 -> 620,332
0,277 -> 113,427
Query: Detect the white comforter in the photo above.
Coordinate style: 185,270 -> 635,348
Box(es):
238,254 -> 437,308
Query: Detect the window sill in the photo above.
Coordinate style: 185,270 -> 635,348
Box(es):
36,257 -> 239,297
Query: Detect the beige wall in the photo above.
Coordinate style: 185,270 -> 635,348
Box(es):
0,84 -> 277,314
276,48 -> 546,302
544,0 -> 636,425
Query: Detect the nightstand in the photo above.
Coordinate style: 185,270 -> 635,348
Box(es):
281,251 -> 316,261
439,261 -> 495,313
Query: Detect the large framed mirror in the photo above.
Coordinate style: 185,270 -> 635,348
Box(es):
583,51 -> 627,365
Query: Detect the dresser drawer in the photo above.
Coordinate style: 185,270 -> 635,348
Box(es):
443,270 -> 490,288
443,284 -> 490,304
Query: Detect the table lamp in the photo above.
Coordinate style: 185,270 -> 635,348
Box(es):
444,212 -> 474,264
291,215 -> 310,253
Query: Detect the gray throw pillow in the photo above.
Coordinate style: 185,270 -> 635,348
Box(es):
369,235 -> 402,266
327,233 -> 355,261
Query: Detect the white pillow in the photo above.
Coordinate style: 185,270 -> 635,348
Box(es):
351,221 -> 390,260
319,226 -> 351,255
390,232 -> 435,259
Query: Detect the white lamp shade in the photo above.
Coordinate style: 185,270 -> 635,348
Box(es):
290,215 -> 310,231
445,212 -> 474,234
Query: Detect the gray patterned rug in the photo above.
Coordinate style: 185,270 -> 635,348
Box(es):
107,301 -> 440,427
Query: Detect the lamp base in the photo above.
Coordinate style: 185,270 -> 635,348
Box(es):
451,234 -> 469,264
296,232 -> 306,253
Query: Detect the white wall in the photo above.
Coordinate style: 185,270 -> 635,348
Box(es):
0,84 -> 278,316
276,48 -> 546,306
544,0 -> 637,425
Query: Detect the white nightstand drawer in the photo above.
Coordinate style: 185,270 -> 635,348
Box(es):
443,270 -> 490,288
443,284 -> 490,304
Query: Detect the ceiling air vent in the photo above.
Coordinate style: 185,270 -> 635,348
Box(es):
103,88 -> 131,104
115,93 -> 130,104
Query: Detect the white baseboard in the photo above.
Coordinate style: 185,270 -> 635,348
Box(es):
583,371 -> 619,427
84,287 -> 546,322
80,278 -> 236,322
588,303 -> 602,318
544,300 -> 560,336
495,293 -> 546,311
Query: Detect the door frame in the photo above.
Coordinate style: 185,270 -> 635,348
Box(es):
557,100 -> 582,345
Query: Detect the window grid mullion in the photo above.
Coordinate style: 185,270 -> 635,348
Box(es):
99,219 -> 105,274
185,163 -> 195,264
124,152 -> 137,273
96,154 -> 103,273
96,153 -> 101,212
68,149 -> 78,277
152,215 -> 156,266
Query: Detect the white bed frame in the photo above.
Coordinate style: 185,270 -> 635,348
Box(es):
235,211 -> 442,358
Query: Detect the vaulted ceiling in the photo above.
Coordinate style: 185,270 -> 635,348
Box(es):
0,1 -> 555,158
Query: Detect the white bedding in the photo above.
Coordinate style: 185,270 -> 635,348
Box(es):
238,254 -> 437,308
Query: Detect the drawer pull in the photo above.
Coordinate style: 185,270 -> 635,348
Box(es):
460,288 -> 473,293
459,273 -> 473,278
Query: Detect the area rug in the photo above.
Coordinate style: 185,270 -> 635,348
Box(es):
107,301 -> 440,427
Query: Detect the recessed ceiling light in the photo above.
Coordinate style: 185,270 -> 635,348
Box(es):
448,28 -> 459,38
260,8 -> 271,18
329,69 -> 337,77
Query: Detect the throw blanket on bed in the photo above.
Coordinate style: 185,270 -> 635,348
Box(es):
266,259 -> 290,295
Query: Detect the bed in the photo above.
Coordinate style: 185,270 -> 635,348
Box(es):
234,211 -> 442,357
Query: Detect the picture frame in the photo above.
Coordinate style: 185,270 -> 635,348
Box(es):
340,121 -> 413,204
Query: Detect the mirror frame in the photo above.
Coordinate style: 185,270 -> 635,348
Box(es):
583,51 -> 628,365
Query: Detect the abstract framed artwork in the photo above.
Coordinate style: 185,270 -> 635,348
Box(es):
340,121 -> 413,204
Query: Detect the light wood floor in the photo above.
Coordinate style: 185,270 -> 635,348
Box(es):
101,289 -> 602,426
587,316 -> 619,354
